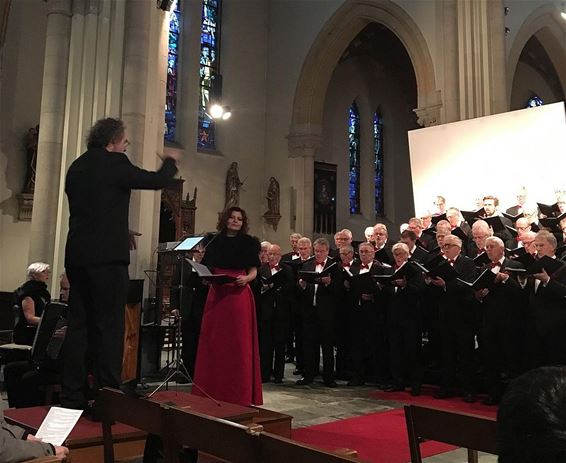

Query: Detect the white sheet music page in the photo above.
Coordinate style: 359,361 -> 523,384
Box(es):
35,406 -> 83,446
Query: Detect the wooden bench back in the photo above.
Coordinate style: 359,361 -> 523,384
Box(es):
404,405 -> 498,463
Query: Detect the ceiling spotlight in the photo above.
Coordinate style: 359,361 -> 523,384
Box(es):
209,104 -> 224,119
208,104 -> 232,120
561,11 -> 566,21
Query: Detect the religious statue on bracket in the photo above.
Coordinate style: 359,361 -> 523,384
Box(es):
225,161 -> 245,209
17,125 -> 39,221
262,176 -> 281,231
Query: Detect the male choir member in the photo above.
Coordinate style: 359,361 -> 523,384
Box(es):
399,230 -> 428,263
429,235 -> 477,402
281,233 -> 302,262
385,243 -> 425,395
513,217 -> 534,248
372,223 -> 394,264
407,217 -> 434,250
296,238 -> 342,387
505,187 -> 528,216
281,233 -> 301,362
420,220 -> 451,368
482,195 -> 513,242
260,241 -> 271,265
291,237 -> 314,376
335,244 -> 356,380
420,210 -> 433,230
521,231 -> 537,256
523,230 -> 566,368
346,243 -> 391,386
557,194 -> 566,215
467,219 -> 492,258
170,245 -> 209,378
257,245 -> 294,383
364,226 -> 375,243
331,229 -> 353,258
433,195 -> 446,215
474,237 -> 523,405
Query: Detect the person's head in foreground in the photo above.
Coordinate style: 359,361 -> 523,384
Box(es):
498,366 -> 566,463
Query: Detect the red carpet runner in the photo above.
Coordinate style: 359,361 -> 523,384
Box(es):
292,387 -> 497,463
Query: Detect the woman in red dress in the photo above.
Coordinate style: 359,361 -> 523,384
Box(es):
192,207 -> 263,406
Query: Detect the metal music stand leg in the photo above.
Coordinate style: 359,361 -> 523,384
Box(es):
148,254 -> 193,397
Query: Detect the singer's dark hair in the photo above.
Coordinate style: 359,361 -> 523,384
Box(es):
217,206 -> 249,234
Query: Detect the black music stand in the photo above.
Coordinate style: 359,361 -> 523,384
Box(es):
148,235 -> 207,397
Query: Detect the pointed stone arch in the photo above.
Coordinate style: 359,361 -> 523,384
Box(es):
507,5 -> 566,104
287,0 -> 438,236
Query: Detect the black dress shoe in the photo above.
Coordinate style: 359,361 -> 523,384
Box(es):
273,378 -> 283,384
433,389 -> 454,399
347,379 -> 365,387
295,378 -> 313,386
463,393 -> 476,403
324,380 -> 338,388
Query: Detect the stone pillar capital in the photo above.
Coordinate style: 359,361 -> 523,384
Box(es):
287,128 -> 322,158
414,103 -> 442,127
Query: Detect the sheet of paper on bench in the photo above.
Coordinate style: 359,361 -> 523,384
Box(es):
35,407 -> 83,446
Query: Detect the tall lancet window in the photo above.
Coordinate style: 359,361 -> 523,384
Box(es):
373,110 -> 384,216
198,0 -> 221,150
526,95 -> 543,108
165,0 -> 181,142
348,102 -> 361,214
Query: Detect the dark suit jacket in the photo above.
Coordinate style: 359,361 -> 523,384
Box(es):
479,258 -> 523,322
433,254 -> 477,325
65,147 -> 177,267
257,263 -> 294,321
171,260 -> 209,320
298,259 -> 343,319
387,264 -> 425,320
527,265 -> 566,336
346,260 -> 392,307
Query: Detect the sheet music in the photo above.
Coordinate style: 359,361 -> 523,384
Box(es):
35,407 -> 83,446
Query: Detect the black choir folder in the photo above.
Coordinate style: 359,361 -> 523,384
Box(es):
373,261 -> 418,285
510,254 -> 564,275
457,268 -> 497,290
345,271 -> 378,294
186,260 -> 237,284
298,262 -> 338,283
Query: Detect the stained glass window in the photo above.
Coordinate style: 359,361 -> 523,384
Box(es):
198,0 -> 221,150
373,110 -> 384,216
526,95 -> 543,108
164,0 -> 180,142
348,102 -> 361,215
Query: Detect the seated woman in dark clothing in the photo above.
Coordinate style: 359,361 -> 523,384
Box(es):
13,262 -> 51,345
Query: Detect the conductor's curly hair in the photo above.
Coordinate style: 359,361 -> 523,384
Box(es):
87,118 -> 125,149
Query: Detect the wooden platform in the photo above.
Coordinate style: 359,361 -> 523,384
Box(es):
4,390 -> 293,463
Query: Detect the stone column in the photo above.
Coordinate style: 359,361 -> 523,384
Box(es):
288,128 -> 322,239
28,0 -> 72,264
457,0 -> 507,119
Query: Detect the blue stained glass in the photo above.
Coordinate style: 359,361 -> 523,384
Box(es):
526,95 -> 543,108
198,0 -> 221,149
348,102 -> 361,215
373,111 -> 384,216
164,0 -> 181,143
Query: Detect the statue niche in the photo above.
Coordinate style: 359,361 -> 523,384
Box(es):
262,176 -> 281,231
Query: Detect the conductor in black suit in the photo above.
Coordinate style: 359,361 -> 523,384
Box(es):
62,118 -> 178,410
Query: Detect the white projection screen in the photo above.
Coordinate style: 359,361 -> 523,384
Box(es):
408,102 -> 566,215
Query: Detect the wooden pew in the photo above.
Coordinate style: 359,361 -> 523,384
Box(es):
404,405 -> 498,463
165,405 -> 363,463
